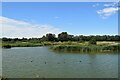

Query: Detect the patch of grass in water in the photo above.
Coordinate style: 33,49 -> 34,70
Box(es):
51,44 -> 120,53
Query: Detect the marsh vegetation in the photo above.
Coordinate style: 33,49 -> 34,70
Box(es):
51,44 -> 120,53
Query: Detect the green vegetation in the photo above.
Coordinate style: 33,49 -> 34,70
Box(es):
51,44 -> 120,53
2,42 -> 43,47
1,32 -> 120,43
2,44 -> 11,49
89,38 -> 96,45
1,32 -> 120,53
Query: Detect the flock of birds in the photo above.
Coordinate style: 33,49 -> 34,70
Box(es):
29,59 -> 82,64
29,59 -> 82,78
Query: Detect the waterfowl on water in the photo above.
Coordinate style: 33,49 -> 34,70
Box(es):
45,62 -> 46,64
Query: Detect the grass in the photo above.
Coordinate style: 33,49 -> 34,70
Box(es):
51,43 -> 120,53
1,41 -> 85,48
1,41 -> 60,48
2,42 -> 43,47
97,41 -> 118,45
1,41 -> 120,53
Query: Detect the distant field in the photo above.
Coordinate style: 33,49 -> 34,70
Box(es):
97,41 -> 119,45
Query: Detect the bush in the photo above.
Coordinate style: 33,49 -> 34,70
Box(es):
89,39 -> 96,45
2,44 -> 11,48
51,44 -> 120,53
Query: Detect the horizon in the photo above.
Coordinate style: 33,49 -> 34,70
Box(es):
1,2 -> 119,38
1,32 -> 119,39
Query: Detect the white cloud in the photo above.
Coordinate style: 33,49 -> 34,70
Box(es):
97,7 -> 119,18
104,2 -> 118,7
0,16 -> 61,38
96,2 -> 119,19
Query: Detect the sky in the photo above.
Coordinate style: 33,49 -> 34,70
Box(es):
0,2 -> 119,38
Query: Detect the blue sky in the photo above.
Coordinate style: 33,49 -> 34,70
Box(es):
1,2 -> 119,38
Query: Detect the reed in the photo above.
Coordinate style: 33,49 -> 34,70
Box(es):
51,44 -> 120,53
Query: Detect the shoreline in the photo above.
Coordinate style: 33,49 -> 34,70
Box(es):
1,41 -> 120,53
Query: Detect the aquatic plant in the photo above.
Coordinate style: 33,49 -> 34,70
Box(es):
51,44 -> 120,53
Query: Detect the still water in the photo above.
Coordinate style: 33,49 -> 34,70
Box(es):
2,47 -> 118,78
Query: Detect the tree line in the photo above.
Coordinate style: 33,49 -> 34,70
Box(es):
1,32 -> 120,43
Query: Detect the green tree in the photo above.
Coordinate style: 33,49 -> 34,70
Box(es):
58,32 -> 69,42
41,36 -> 47,41
46,33 -> 56,41
89,38 -> 96,45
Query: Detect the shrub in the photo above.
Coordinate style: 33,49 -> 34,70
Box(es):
2,44 -> 11,48
89,39 -> 96,45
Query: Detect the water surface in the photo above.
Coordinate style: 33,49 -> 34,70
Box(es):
2,47 -> 118,78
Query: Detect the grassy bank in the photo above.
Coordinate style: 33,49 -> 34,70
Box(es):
2,42 -> 43,48
1,41 -> 61,48
51,44 -> 120,53
1,41 -> 120,53
1,41 -> 87,48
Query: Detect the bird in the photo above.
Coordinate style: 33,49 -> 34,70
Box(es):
57,62 -> 60,64
45,62 -> 46,64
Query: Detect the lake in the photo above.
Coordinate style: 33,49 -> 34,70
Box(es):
2,47 -> 118,78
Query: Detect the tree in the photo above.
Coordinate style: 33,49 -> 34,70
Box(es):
21,37 -> 27,42
68,35 -> 74,41
89,38 -> 96,45
46,33 -> 56,41
2,37 -> 8,42
13,38 -> 19,42
58,32 -> 69,42
41,36 -> 47,41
